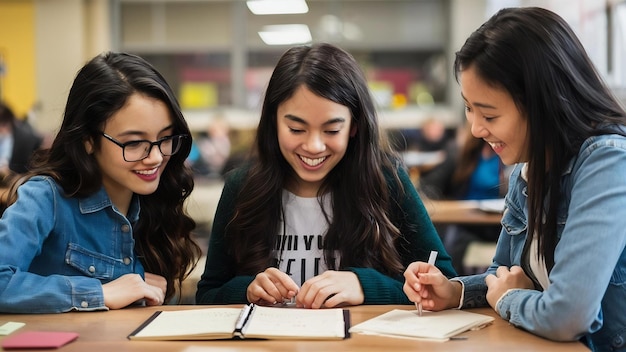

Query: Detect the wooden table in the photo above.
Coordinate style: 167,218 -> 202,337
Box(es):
425,199 -> 503,225
0,305 -> 588,351
424,200 -> 503,269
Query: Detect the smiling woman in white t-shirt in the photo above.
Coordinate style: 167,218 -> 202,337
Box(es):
196,43 -> 456,309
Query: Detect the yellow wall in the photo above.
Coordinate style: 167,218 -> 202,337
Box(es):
0,0 -> 35,119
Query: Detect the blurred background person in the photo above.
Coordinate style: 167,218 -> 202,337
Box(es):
414,118 -> 458,199
190,117 -> 231,178
0,101 -> 43,179
396,117 -> 458,198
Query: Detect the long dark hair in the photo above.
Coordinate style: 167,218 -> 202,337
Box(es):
454,7 -> 626,270
227,43 -> 406,276
7,52 -> 201,302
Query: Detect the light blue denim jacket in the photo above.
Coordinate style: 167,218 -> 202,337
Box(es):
0,175 -> 143,313
456,130 -> 626,351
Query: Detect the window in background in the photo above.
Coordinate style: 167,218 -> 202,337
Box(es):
611,1 -> 626,91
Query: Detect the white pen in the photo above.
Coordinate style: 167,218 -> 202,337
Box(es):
416,250 -> 438,317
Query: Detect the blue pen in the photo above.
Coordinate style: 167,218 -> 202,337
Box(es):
417,250 -> 438,316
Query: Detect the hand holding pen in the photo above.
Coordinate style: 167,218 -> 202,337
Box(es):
417,251 -> 438,316
403,251 -> 463,313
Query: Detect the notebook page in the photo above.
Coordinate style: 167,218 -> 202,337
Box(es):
349,309 -> 494,341
242,306 -> 346,339
132,308 -> 241,339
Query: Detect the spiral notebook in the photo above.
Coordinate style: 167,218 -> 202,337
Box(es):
128,304 -> 350,341
349,309 -> 494,342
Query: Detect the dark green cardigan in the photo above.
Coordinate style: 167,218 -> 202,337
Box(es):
196,165 -> 456,305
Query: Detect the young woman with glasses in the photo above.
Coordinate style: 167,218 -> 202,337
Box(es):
0,52 -> 201,313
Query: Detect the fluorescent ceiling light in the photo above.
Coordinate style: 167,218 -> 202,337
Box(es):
258,24 -> 312,45
247,0 -> 308,15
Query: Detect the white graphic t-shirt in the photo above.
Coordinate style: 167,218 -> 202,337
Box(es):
275,190 -> 337,286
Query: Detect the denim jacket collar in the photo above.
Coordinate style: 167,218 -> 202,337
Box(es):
78,187 -> 140,223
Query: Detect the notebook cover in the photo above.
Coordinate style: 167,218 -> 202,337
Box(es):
1,331 -> 79,349
127,311 -> 163,339
343,309 -> 351,339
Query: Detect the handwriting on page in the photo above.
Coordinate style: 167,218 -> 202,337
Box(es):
243,306 -> 345,338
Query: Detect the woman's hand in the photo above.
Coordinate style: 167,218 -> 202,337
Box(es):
296,271 -> 364,309
403,261 -> 463,311
485,266 -> 534,308
144,272 -> 167,297
102,273 -> 166,309
247,267 -> 299,305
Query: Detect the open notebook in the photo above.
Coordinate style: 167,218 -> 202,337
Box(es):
128,304 -> 350,341
349,309 -> 494,342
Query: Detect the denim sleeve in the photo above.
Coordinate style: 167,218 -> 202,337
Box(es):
0,179 -> 105,313
456,210 -> 515,309
496,142 -> 626,341
455,248 -> 506,309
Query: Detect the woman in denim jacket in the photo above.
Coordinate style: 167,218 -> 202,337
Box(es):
403,7 -> 626,351
0,52 -> 201,313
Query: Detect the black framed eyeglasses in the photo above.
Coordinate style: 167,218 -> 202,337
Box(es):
100,132 -> 187,162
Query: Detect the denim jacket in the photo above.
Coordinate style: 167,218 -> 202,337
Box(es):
0,176 -> 143,313
456,131 -> 626,351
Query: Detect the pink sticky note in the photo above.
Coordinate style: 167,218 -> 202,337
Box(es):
1,331 -> 79,349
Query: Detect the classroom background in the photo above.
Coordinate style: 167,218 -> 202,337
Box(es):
0,0 -> 624,302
